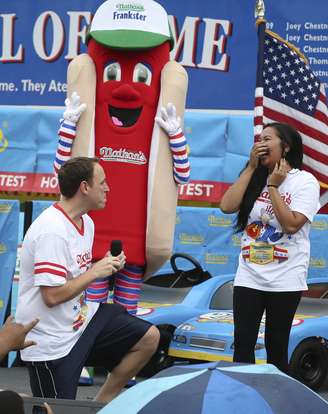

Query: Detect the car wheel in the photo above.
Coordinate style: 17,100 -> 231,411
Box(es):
289,338 -> 328,390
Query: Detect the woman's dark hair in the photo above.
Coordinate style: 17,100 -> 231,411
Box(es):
235,122 -> 303,232
58,157 -> 99,198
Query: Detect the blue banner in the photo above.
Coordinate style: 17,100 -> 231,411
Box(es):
158,208 -> 328,281
158,207 -> 239,276
0,107 -> 254,200
0,0 -> 328,109
0,200 -> 19,325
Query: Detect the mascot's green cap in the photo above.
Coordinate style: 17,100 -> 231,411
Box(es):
89,0 -> 174,50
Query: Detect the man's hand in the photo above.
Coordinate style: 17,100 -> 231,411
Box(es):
63,92 -> 87,123
116,251 -> 126,271
155,103 -> 181,137
0,316 -> 39,359
91,254 -> 125,279
104,250 -> 126,272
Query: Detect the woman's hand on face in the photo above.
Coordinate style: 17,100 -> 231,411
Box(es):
249,142 -> 269,169
268,158 -> 289,187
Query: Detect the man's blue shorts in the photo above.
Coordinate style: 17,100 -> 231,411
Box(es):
26,303 -> 152,399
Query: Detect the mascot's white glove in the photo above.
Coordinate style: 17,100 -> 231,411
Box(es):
63,91 -> 87,123
155,103 -> 182,137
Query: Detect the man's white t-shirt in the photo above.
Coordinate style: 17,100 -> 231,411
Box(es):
16,204 -> 99,361
234,170 -> 320,292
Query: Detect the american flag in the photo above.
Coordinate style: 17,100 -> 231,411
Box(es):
254,24 -> 328,205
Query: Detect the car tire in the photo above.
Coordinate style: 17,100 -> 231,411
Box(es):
289,338 -> 328,390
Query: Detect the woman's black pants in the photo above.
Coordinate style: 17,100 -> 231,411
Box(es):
233,286 -> 302,374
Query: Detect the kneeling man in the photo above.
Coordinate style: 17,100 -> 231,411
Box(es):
16,157 -> 159,402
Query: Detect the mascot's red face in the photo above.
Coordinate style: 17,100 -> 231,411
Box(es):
87,39 -> 170,133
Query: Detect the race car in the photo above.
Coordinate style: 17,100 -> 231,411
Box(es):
136,253 -> 234,375
168,276 -> 328,390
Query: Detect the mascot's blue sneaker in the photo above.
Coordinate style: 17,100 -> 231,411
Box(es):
79,367 -> 94,386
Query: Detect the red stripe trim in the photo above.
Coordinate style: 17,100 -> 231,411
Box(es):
57,148 -> 71,156
172,149 -> 187,156
255,97 -> 263,106
59,131 -> 75,139
175,166 -> 190,173
35,261 -> 67,271
34,268 -> 67,277
53,203 -> 84,235
170,132 -> 184,140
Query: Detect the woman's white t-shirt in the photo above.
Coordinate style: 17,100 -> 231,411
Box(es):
234,169 -> 320,292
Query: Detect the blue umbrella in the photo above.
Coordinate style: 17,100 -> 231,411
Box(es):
99,362 -> 328,413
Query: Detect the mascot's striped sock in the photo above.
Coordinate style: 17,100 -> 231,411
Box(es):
113,264 -> 144,315
86,278 -> 109,303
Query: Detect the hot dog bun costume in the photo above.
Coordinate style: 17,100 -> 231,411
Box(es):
54,0 -> 189,314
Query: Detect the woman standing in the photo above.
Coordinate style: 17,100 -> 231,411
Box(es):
220,122 -> 320,373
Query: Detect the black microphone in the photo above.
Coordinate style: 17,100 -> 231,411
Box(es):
110,239 -> 122,257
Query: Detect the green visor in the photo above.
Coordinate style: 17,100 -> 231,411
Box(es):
89,29 -> 174,50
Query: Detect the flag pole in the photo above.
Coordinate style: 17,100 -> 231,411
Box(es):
254,0 -> 266,73
254,1 -> 266,141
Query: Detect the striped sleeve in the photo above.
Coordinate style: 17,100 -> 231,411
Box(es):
34,234 -> 69,287
169,129 -> 190,184
53,118 -> 77,174
34,261 -> 67,279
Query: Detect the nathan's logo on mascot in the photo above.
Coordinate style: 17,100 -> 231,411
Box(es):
99,146 -> 147,164
114,3 -> 146,21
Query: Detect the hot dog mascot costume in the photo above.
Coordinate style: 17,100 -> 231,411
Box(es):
54,0 -> 189,315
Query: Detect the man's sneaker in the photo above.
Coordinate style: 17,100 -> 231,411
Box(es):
125,376 -> 137,388
79,367 -> 94,386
